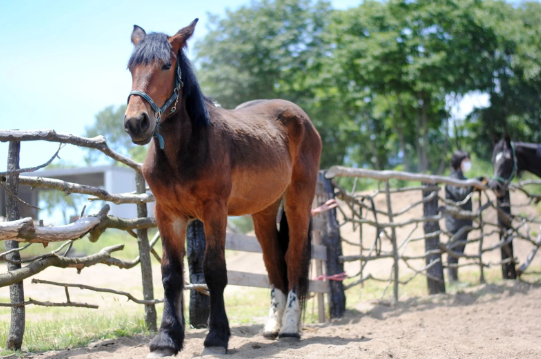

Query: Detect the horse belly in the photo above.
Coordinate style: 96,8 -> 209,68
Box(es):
227,164 -> 292,216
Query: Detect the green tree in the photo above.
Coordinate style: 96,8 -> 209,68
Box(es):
464,1 -> 541,158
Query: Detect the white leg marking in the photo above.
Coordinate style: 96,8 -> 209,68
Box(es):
263,286 -> 286,336
279,290 -> 301,335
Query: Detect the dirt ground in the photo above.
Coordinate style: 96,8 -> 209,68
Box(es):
31,281 -> 541,359
4,189 -> 541,358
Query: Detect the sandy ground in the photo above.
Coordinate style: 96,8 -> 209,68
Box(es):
3,189 -> 541,358
30,281 -> 541,359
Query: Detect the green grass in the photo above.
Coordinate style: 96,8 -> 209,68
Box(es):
0,308 -> 151,356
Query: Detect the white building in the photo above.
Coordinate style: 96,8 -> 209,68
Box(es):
1,165 -> 154,222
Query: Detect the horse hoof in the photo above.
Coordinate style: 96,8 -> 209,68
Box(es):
201,346 -> 227,356
278,333 -> 300,342
262,331 -> 279,340
147,348 -> 176,358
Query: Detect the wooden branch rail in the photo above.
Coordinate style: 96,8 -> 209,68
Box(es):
0,244 -> 126,287
0,298 -> 98,309
0,205 -> 156,244
0,144 -> 63,177
0,205 -> 109,243
0,130 -> 141,172
11,176 -> 155,204
31,279 -> 164,305
326,166 -> 487,189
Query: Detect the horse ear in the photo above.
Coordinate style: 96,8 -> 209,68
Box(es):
170,18 -> 198,50
504,133 -> 511,146
131,25 -> 146,46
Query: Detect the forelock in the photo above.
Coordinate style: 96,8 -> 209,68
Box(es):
128,33 -> 172,69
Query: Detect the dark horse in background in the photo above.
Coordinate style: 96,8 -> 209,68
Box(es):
490,134 -> 541,197
489,135 -> 541,278
123,19 -> 322,357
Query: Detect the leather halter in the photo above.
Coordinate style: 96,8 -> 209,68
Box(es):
127,51 -> 184,150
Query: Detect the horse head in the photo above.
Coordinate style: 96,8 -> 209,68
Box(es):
124,19 -> 199,147
489,134 -> 517,197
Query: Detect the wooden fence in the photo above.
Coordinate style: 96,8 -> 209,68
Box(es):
2,129 -> 540,351
325,166 -> 541,302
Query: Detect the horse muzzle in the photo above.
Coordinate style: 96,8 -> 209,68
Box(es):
124,112 -> 155,145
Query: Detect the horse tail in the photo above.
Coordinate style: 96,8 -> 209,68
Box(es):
277,206 -> 312,311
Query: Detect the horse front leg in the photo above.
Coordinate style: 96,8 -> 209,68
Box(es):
148,211 -> 187,358
202,203 -> 230,354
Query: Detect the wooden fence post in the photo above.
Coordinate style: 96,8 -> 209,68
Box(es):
497,190 -> 516,279
5,141 -> 25,350
187,220 -> 210,328
422,184 -> 445,294
135,172 -> 157,331
318,171 -> 345,318
385,180 -> 399,302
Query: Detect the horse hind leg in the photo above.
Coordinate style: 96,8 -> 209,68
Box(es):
279,168 -> 316,340
201,202 -> 230,354
252,201 -> 288,340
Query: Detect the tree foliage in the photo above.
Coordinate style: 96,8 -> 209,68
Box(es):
194,0 -> 541,173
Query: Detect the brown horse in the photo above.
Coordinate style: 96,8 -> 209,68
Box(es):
124,19 -> 322,357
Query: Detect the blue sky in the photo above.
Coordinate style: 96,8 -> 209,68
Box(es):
0,0 -> 529,171
0,0 -> 362,171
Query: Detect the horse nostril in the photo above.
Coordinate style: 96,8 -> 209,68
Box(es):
140,113 -> 150,132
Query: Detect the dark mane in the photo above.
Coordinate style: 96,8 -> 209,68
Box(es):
177,50 -> 211,127
128,33 -> 171,68
128,32 -> 211,127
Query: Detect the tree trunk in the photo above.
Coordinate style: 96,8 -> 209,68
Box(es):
396,98 -> 409,171
187,220 -> 210,327
436,117 -> 450,175
5,141 -> 25,350
421,95 -> 429,173
135,172 -> 157,331
415,107 -> 423,173
367,119 -> 381,170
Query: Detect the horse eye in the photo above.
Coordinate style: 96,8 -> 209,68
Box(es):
162,63 -> 172,70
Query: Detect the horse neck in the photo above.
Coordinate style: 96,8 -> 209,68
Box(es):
516,143 -> 541,178
158,109 -> 194,159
